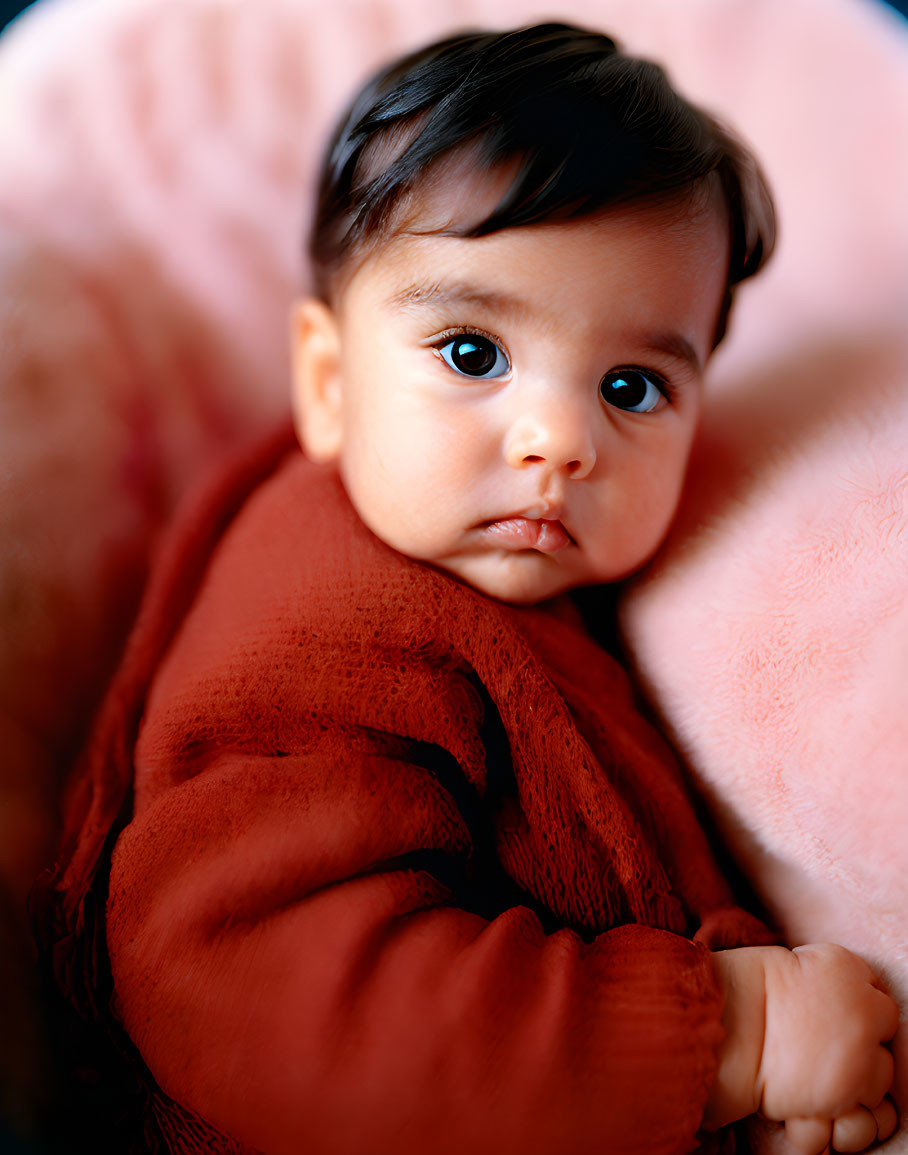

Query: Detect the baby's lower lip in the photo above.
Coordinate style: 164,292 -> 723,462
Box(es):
482,517 -> 571,553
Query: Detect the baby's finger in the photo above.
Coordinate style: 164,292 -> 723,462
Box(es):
830,1096 -> 898,1152
872,1096 -> 898,1142
831,1106 -> 881,1152
784,1116 -> 832,1155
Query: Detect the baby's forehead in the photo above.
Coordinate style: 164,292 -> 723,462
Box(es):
343,170 -> 728,297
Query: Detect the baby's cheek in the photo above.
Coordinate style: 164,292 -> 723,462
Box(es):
585,460 -> 686,580
340,452 -> 457,560
625,473 -> 685,558
634,430 -> 689,506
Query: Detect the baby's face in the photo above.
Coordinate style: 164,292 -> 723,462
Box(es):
293,195 -> 728,604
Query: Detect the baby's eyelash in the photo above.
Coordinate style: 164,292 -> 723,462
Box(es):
429,325 -> 506,350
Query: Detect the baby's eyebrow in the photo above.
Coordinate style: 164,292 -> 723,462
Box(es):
640,332 -> 702,375
383,279 -> 531,320
384,280 -> 702,373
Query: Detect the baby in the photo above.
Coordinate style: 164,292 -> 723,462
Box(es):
36,23 -> 898,1155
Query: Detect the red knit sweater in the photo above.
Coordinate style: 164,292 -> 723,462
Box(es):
37,432 -> 772,1154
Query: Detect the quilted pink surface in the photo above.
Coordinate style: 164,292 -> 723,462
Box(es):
0,0 -> 906,1146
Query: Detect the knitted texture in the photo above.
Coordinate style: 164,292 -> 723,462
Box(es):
37,436 -> 772,1154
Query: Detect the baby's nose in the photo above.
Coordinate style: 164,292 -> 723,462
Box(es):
503,394 -> 596,479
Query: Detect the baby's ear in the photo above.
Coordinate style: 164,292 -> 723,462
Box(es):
289,298 -> 344,461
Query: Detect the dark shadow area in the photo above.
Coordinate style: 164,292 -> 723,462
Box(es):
1,2 -> 36,35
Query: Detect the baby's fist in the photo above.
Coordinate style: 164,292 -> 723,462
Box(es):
758,943 -> 898,1128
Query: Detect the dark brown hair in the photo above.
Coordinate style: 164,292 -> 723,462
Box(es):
310,23 -> 775,344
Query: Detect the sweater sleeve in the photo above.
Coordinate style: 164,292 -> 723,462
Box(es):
107,740 -> 726,1155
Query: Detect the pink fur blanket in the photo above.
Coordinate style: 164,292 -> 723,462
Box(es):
1,0 -> 905,1148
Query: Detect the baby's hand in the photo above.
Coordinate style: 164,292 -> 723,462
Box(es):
760,944 -> 898,1153
706,944 -> 899,1153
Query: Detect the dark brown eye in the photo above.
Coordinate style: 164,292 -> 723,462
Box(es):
599,369 -> 666,413
438,335 -> 509,378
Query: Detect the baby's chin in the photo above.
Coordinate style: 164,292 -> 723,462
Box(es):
426,550 -> 591,607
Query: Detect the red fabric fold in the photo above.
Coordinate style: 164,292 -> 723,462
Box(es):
36,438 -> 774,1154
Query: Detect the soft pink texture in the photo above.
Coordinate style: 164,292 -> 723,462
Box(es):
614,8 -> 908,1151
1,0 -> 906,1147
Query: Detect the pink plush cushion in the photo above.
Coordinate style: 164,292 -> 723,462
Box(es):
1,0 -> 905,1145
614,3 -> 908,1143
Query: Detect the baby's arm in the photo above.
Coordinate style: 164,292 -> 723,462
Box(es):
704,944 -> 899,1153
106,743 -> 729,1155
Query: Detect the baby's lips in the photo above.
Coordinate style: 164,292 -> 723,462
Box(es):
534,519 -> 571,552
484,517 -> 571,552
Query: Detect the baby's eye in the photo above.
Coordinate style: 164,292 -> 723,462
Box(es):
436,334 -> 509,379
598,369 -> 667,413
